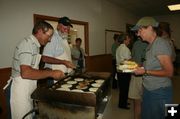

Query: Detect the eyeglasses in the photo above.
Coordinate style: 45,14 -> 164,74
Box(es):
43,31 -> 53,41
44,31 -> 52,36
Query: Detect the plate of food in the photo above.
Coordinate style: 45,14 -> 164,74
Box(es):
117,61 -> 138,73
89,87 -> 98,92
61,84 -> 72,88
91,83 -> 101,88
74,78 -> 84,82
67,81 -> 77,84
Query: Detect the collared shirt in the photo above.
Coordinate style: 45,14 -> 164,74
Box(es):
116,44 -> 131,65
43,30 -> 64,68
43,30 -> 64,57
11,35 -> 40,78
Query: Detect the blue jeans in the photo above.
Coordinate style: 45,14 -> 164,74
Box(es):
141,86 -> 173,119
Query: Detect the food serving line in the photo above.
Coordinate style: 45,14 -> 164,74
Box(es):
31,72 -> 111,119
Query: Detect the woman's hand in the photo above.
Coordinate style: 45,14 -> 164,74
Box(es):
134,67 -> 146,75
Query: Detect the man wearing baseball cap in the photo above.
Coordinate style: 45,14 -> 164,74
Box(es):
43,16 -> 75,85
58,16 -> 73,27
133,17 -> 174,119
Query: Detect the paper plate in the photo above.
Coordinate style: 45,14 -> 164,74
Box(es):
122,69 -> 135,73
56,88 -> 70,91
95,79 -> 104,84
91,83 -> 101,88
67,81 -> 77,84
74,78 -> 84,82
89,88 -> 98,92
71,89 -> 84,92
61,84 -> 72,88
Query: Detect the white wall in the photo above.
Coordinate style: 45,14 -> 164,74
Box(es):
155,14 -> 180,49
0,0 -> 137,68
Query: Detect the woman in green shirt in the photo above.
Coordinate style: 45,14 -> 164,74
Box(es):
111,34 -> 120,89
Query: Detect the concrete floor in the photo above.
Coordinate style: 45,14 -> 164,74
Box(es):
102,73 -> 180,119
103,89 -> 134,119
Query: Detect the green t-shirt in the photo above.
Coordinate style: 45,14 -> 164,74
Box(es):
132,39 -> 148,65
111,43 -> 119,59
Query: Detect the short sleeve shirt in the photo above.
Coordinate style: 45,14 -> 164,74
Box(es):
71,46 -> 85,67
43,30 -> 64,68
43,30 -> 64,57
11,35 -> 40,78
132,39 -> 148,65
116,44 -> 131,65
111,43 -> 119,59
143,37 -> 172,90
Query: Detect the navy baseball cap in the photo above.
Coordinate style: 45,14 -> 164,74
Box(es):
58,16 -> 73,27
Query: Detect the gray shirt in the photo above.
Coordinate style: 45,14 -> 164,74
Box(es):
143,37 -> 172,90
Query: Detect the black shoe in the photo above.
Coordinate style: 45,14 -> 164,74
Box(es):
112,84 -> 117,89
112,86 -> 117,89
118,105 -> 130,110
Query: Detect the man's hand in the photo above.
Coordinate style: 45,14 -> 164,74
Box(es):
51,70 -> 65,80
64,60 -> 76,69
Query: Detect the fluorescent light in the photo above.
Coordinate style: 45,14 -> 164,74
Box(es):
168,4 -> 180,11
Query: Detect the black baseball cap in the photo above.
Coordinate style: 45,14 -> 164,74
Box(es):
58,16 -> 73,27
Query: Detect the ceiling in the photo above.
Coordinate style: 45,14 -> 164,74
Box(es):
108,0 -> 180,16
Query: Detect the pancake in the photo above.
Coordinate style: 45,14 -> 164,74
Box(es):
76,85 -> 88,89
67,81 -> 77,84
95,79 -> 104,84
71,89 -> 84,92
89,88 -> 98,92
91,83 -> 101,88
56,88 -> 70,91
61,84 -> 72,88
74,78 -> 84,82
